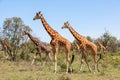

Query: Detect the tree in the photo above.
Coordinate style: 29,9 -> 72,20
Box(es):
100,31 -> 111,47
107,36 -> 118,52
1,17 -> 32,60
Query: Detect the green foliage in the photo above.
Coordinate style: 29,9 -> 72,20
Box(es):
20,51 -> 30,60
19,40 -> 36,60
1,17 -> 32,61
111,56 -> 120,68
107,36 -> 118,52
100,31 -> 111,46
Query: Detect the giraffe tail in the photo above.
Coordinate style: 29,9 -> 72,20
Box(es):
70,54 -> 75,64
99,54 -> 102,59
97,54 -> 102,62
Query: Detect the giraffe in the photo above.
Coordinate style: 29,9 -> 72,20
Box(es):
0,38 -> 13,59
62,21 -> 101,72
33,11 -> 72,73
0,38 -> 8,58
24,31 -> 52,65
96,40 -> 108,54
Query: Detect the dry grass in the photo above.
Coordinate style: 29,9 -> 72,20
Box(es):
0,52 -> 120,80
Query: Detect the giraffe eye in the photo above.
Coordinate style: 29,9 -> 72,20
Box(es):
37,13 -> 39,16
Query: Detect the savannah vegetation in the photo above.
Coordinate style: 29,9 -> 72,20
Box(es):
0,17 -> 120,80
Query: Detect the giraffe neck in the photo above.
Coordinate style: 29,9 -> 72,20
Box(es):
97,41 -> 102,47
3,40 -> 11,51
0,40 -> 4,46
26,33 -> 38,45
40,17 -> 58,37
68,26 -> 85,43
0,40 -> 6,49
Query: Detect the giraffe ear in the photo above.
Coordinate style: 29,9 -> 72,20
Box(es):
38,11 -> 41,14
41,14 -> 43,18
36,12 -> 38,15
66,21 -> 69,23
67,21 -> 69,25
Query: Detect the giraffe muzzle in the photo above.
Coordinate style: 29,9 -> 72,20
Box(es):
33,18 -> 35,20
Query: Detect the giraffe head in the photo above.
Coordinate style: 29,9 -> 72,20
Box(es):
33,11 -> 43,20
24,31 -> 28,35
61,21 -> 70,29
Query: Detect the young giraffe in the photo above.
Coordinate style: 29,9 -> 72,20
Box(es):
62,21 -> 100,72
97,40 -> 107,54
24,31 -> 52,65
33,12 -> 72,73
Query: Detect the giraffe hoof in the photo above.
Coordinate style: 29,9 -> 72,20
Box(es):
54,70 -> 57,73
68,68 -> 73,73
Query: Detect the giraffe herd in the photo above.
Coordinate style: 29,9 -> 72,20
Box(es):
0,11 -> 108,73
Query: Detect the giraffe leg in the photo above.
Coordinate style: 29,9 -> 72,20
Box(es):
97,62 -> 100,72
54,49 -> 58,73
31,55 -> 36,65
45,52 -> 52,61
1,51 -> 6,63
4,50 -> 7,58
42,52 -> 52,66
52,45 -> 58,73
44,52 -> 48,62
7,49 -> 11,57
97,55 -> 100,72
79,54 -> 84,71
93,55 -> 98,73
48,52 -> 53,61
31,51 -> 41,65
4,51 -> 8,59
65,48 -> 70,73
37,47 -> 43,65
47,52 -> 53,61
38,52 -> 42,62
84,54 -> 92,72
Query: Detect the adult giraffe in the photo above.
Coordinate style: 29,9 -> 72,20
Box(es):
0,39 -> 13,59
33,11 -> 72,73
62,21 -> 101,72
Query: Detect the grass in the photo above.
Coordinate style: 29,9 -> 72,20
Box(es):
0,52 -> 120,80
